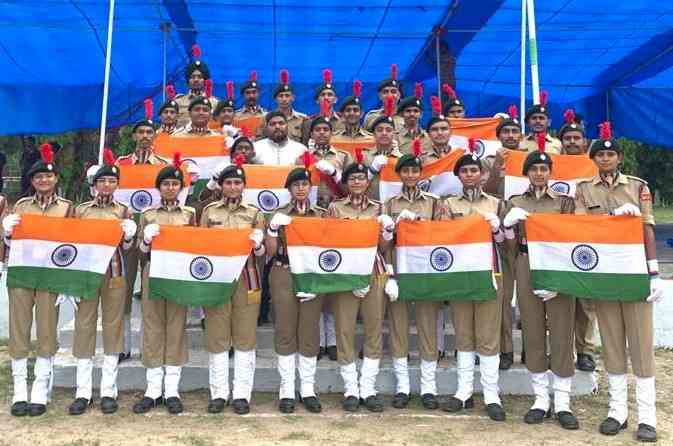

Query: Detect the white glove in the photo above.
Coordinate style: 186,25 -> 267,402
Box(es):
370,155 -> 388,173
2,214 -> 21,236
120,219 -> 137,240
613,203 -> 642,217
143,223 -> 160,244
315,159 -> 336,176
385,277 -> 399,302
249,228 -> 264,248
207,161 -> 229,190
86,165 -> 101,186
396,209 -> 418,223
533,289 -> 558,301
503,207 -> 529,228
55,294 -> 80,311
483,212 -> 501,233
647,276 -> 664,303
352,285 -> 370,298
377,215 -> 395,232
297,292 -> 317,303
270,213 -> 293,231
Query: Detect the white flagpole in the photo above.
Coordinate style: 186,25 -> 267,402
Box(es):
520,0 -> 527,133
527,0 -> 540,105
98,0 -> 115,164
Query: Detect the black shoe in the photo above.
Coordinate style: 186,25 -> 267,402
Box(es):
421,394 -> 439,410
207,398 -> 226,413
442,396 -> 474,413
300,396 -> 322,413
166,397 -> 183,414
599,417 -> 627,435
69,397 -> 93,415
524,408 -> 547,424
232,398 -> 250,415
326,345 -> 337,361
28,403 -> 46,417
317,347 -> 325,361
636,423 -> 657,442
100,397 -> 118,414
392,393 -> 409,409
499,352 -> 514,370
557,411 -> 579,430
279,398 -> 295,414
118,352 -> 131,363
342,395 -> 359,412
363,395 -> 384,413
11,401 -> 29,417
133,396 -> 162,414
576,353 -> 596,372
486,403 -> 506,422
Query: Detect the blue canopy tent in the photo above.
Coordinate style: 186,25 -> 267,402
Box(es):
1,1 -> 673,148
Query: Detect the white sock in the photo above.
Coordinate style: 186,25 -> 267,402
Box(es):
393,357 -> 410,395
11,358 -> 28,404
636,376 -> 656,428
75,358 -> 94,400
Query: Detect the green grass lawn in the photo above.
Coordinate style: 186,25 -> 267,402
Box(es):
654,206 -> 673,224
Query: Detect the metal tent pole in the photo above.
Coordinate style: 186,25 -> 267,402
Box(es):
161,22 -> 170,102
527,0 -> 540,105
98,0 -> 116,164
520,0 -> 527,133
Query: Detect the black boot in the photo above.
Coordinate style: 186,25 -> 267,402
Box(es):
300,396 -> 322,413
599,417 -> 627,435
486,403 -> 506,422
421,394 -> 439,410
442,396 -> 474,413
232,398 -> 250,415
363,395 -> 384,413
28,403 -> 46,417
556,411 -> 579,430
11,401 -> 29,417
636,423 -> 657,442
278,398 -> 295,414
524,408 -> 547,424
133,396 -> 162,414
118,352 -> 131,363
342,395 -> 359,412
392,393 -> 409,409
576,353 -> 596,372
207,398 -> 226,413
69,397 -> 93,415
100,397 -> 118,414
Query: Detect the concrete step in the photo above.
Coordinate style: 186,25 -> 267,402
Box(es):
52,348 -> 596,396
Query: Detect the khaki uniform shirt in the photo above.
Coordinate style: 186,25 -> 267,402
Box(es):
420,146 -> 453,164
362,108 -> 405,132
200,199 -> 266,230
175,94 -> 219,128
235,105 -> 267,120
13,195 -> 73,218
332,126 -> 373,140
521,134 -> 563,154
301,113 -> 346,146
296,147 -> 351,208
440,189 -> 503,221
363,147 -> 404,201
327,195 -> 382,220
506,187 -> 575,245
384,190 -> 440,221
173,124 -> 220,138
116,150 -> 168,166
396,127 -> 433,155
575,173 -> 655,226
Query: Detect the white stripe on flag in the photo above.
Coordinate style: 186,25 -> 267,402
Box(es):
150,250 -> 248,283
185,155 -> 230,181
505,176 -> 579,199
397,243 -> 493,274
8,239 -> 115,274
115,188 -> 188,213
527,241 -> 647,274
288,246 -> 377,275
380,172 -> 462,202
450,135 -> 498,159
244,187 -> 317,213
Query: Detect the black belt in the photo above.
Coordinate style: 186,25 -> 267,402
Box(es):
273,254 -> 290,267
519,244 -> 528,254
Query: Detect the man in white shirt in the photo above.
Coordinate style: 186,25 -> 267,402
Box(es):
253,112 -> 307,165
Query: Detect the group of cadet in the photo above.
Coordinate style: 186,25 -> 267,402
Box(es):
0,46 -> 664,443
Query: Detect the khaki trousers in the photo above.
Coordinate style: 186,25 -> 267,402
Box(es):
516,255 -> 576,377
595,300 -> 655,377
8,288 -> 59,359
141,267 -> 188,368
204,280 -> 260,354
270,265 -> 322,357
500,247 -> 516,354
575,299 -> 597,354
451,277 -> 503,356
73,275 -> 127,358
389,300 -> 441,361
332,276 -> 385,364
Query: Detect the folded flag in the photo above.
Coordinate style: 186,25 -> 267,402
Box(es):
114,164 -> 188,213
285,217 -> 380,294
233,116 -> 264,136
448,118 -> 500,159
154,135 -> 229,187
504,151 -> 597,199
330,136 -> 376,157
7,215 -> 123,299
526,214 -> 649,300
149,225 -> 253,306
243,164 -> 318,213
396,217 -> 497,301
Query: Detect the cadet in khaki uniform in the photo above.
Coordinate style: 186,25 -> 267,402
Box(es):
200,161 -> 266,415
383,144 -> 442,410
363,64 -> 405,131
422,99 -> 454,165
132,155 -> 195,415
395,88 -> 433,155
502,145 -> 579,430
213,82 -> 241,146
332,80 -> 374,147
263,69 -> 307,142
439,150 -> 508,422
3,144 -> 73,417
364,97 -> 404,201
520,99 -> 562,154
328,153 -> 394,413
301,69 -> 345,146
158,86 -> 182,135
574,123 -> 663,442
174,96 -> 221,138
442,85 -> 466,118
265,166 -> 325,414
69,149 -> 138,416
175,45 -> 219,128
235,71 -> 267,119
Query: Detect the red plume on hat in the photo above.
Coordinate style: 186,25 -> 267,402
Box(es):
414,82 -> 423,99
536,132 -> 546,153
443,84 -> 457,100
234,153 -> 246,168
539,90 -> 549,107
250,70 -> 257,82
302,150 -> 314,169
355,147 -> 364,164
384,95 -> 395,117
144,99 -> 153,120
172,152 -> 183,169
40,143 -> 54,164
280,69 -> 289,85
468,137 -> 477,154
204,79 -> 213,98
226,81 -> 235,100
507,104 -> 518,121
191,44 -> 202,59
353,80 -> 362,98
430,96 -> 442,115
322,69 -> 333,84
563,109 -> 576,125
390,64 -> 398,81
240,126 -> 253,139
165,84 -> 177,100
599,121 -> 612,140
412,138 -> 422,158
103,147 -> 116,166
320,98 -> 330,118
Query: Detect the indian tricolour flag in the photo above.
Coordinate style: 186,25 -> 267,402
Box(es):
504,151 -> 597,199
396,217 -> 497,301
378,149 -> 465,201
114,164 -> 188,213
243,165 -> 318,213
448,118 -> 500,159
155,135 -> 229,186
7,215 -> 122,299
285,217 -> 380,294
149,225 -> 253,306
330,136 -> 376,157
526,214 -> 649,300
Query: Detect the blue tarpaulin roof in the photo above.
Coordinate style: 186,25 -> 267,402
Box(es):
2,1 -> 673,147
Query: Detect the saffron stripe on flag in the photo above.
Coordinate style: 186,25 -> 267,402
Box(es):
12,215 -> 123,246
285,217 -> 380,248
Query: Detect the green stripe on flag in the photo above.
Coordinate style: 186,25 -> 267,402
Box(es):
397,271 -> 496,301
188,179 -> 207,203
531,270 -> 649,301
149,277 -> 237,307
291,273 -> 371,294
7,266 -> 104,299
